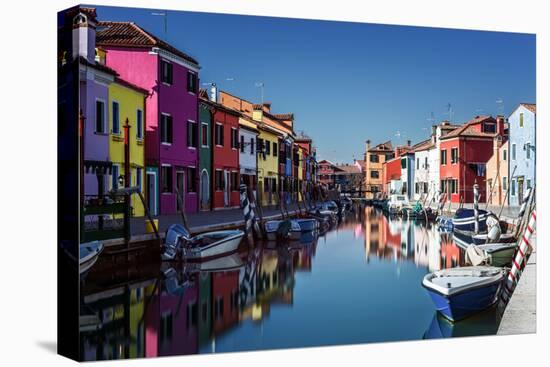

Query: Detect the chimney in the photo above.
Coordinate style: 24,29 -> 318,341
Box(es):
72,8 -> 98,63
407,140 -> 411,147
366,140 -> 371,151
496,115 -> 505,135
262,102 -> 271,113
209,83 -> 218,103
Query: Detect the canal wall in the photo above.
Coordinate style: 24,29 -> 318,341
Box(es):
497,235 -> 537,335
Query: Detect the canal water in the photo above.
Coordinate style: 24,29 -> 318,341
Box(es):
80,205 -> 502,361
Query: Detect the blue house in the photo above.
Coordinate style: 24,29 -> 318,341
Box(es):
508,103 -> 536,206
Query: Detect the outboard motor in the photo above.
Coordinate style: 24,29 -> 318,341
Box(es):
276,220 -> 293,240
162,224 -> 191,261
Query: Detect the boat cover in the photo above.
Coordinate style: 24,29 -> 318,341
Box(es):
423,266 -> 505,296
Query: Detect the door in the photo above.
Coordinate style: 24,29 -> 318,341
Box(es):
200,169 -> 210,210
517,176 -> 524,205
223,170 -> 230,207
146,172 -> 157,216
176,170 -> 185,212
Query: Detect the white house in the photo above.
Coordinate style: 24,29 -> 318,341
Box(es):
413,139 -> 433,202
239,116 -> 260,197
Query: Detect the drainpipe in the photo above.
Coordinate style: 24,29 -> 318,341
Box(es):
124,118 -> 131,243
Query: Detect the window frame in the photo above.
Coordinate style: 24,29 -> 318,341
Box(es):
187,119 -> 198,149
136,109 -> 144,140
187,70 -> 197,94
160,59 -> 173,85
215,122 -> 224,147
161,164 -> 173,194
201,122 -> 209,148
511,143 -> 516,160
441,149 -> 447,165
95,98 -> 107,134
451,147 -> 458,164
111,100 -> 120,135
160,113 -> 173,145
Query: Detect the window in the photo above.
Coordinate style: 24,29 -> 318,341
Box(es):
526,143 -> 531,159
95,100 -> 105,133
187,120 -> 197,148
385,153 -> 394,161
160,114 -> 173,144
240,135 -> 245,153
271,178 -> 277,193
370,170 -> 379,179
503,149 -> 507,161
136,167 -> 142,192
423,182 -> 428,193
511,144 -> 516,160
273,142 -> 278,157
519,113 -> 524,127
215,170 -> 223,191
187,71 -> 197,93
250,138 -> 255,155
111,164 -> 120,190
451,148 -> 458,164
215,123 -> 224,146
187,168 -> 196,192
416,158 -> 419,169
511,179 -> 516,196
527,179 -> 532,189
136,109 -> 143,139
503,177 -> 507,191
370,154 -> 379,163
415,182 -> 419,194
263,177 -> 269,192
449,179 -> 458,194
161,165 -> 173,193
257,138 -> 264,152
265,140 -> 271,155
424,157 -> 428,169
231,128 -> 238,149
441,150 -> 447,165
201,123 -> 208,147
231,172 -> 239,191
482,122 -> 496,133
401,158 -> 407,169
161,60 -> 173,84
112,101 -> 120,134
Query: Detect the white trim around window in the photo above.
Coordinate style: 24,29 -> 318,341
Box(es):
95,98 -> 107,134
215,122 -> 223,147
111,99 -> 121,135
201,122 -> 209,148
136,108 -> 144,140
160,112 -> 172,146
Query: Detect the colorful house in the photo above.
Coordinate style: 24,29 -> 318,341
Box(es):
439,115 -> 505,203
508,103 -> 536,206
107,77 -> 148,216
318,160 -> 336,188
400,144 -> 415,201
238,115 -> 259,195
486,129 -> 509,206
198,92 -> 213,211
295,136 -> 315,192
412,139 -> 434,202
96,20 -> 200,215
364,140 -> 394,199
382,146 -> 409,195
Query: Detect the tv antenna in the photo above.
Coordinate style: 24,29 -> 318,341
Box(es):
255,82 -> 265,104
496,98 -> 504,116
151,11 -> 168,41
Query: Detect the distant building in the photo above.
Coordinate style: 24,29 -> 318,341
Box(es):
364,141 -> 394,199
333,162 -> 364,194
508,103 -> 536,206
318,160 -> 336,188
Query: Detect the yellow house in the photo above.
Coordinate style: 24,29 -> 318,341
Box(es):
108,78 -> 147,217
256,123 -> 281,206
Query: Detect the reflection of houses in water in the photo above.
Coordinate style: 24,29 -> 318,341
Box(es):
240,248 -> 295,323
197,272 -> 212,346
413,223 -> 441,271
440,234 -> 463,269
80,280 -> 156,360
145,275 -> 199,357
212,270 -> 240,335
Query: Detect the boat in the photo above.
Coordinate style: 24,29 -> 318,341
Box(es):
295,218 -> 318,232
422,266 -> 506,322
464,242 -> 518,267
452,208 -> 492,232
80,241 -> 104,275
265,219 -> 302,241
161,224 -> 245,261
436,216 -> 454,232
386,194 -> 409,215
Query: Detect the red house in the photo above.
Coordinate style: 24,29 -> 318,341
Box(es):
382,147 -> 407,195
439,115 -> 505,203
212,271 -> 240,335
211,102 -> 241,209
318,159 -> 335,188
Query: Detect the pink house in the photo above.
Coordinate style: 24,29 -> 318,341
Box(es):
96,21 -> 200,215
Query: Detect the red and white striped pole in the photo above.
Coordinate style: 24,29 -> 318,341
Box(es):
500,209 -> 537,306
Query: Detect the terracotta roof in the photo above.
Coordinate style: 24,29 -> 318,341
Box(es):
413,139 -> 434,152
199,96 -> 241,117
520,103 -> 536,114
79,56 -> 118,76
334,164 -> 362,174
368,140 -> 393,152
440,115 -> 497,140
273,113 -> 294,120
96,21 -> 199,66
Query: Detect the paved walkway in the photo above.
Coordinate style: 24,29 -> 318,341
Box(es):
431,203 -> 522,221
497,235 -> 537,335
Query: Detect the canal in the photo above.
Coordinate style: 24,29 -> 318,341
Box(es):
79,205 -> 502,361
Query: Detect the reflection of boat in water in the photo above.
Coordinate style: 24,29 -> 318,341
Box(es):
162,224 -> 245,261
183,253 -> 245,273
423,306 -> 501,339
422,266 -> 506,322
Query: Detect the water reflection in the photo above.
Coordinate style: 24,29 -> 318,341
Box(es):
80,204 -> 499,361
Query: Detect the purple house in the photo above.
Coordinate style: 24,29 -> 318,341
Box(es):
96,20 -> 200,215
71,8 -> 117,199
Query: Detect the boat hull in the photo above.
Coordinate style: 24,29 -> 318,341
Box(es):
424,280 -> 503,322
183,232 -> 244,261
452,209 -> 490,232
296,218 -> 318,232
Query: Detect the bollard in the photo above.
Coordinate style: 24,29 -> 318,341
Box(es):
473,183 -> 479,234
240,184 -> 254,236
499,209 -> 536,306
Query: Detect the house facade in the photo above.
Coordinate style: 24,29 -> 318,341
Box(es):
508,103 -> 536,206
439,115 -> 505,203
198,95 -> 213,211
400,149 -> 415,201
413,140 -> 434,202
318,160 -> 335,188
365,141 -> 394,199
486,134 -> 509,206
96,21 -> 200,215
108,78 -> 148,216
239,115 -> 259,195
382,155 -> 402,195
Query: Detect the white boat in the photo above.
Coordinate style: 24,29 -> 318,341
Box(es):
422,266 -> 506,321
265,220 -> 302,241
80,241 -> 104,275
162,224 -> 245,261
465,242 -> 518,267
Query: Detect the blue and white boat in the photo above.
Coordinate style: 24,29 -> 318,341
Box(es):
80,241 -> 104,275
265,220 -> 302,241
452,208 -> 492,232
422,266 -> 506,322
295,218 -> 318,232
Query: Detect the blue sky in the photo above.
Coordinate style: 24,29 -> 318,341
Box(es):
91,5 -> 535,163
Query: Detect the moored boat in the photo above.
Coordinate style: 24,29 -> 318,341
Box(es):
80,241 -> 104,275
422,266 -> 506,322
295,218 -> 318,232
452,208 -> 492,232
464,242 -> 518,267
265,220 -> 302,241
162,224 -> 245,262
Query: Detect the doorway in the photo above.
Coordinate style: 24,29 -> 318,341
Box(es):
223,170 -> 230,207
517,176 -> 524,205
176,170 -> 185,212
146,171 -> 157,216
200,169 -> 210,210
